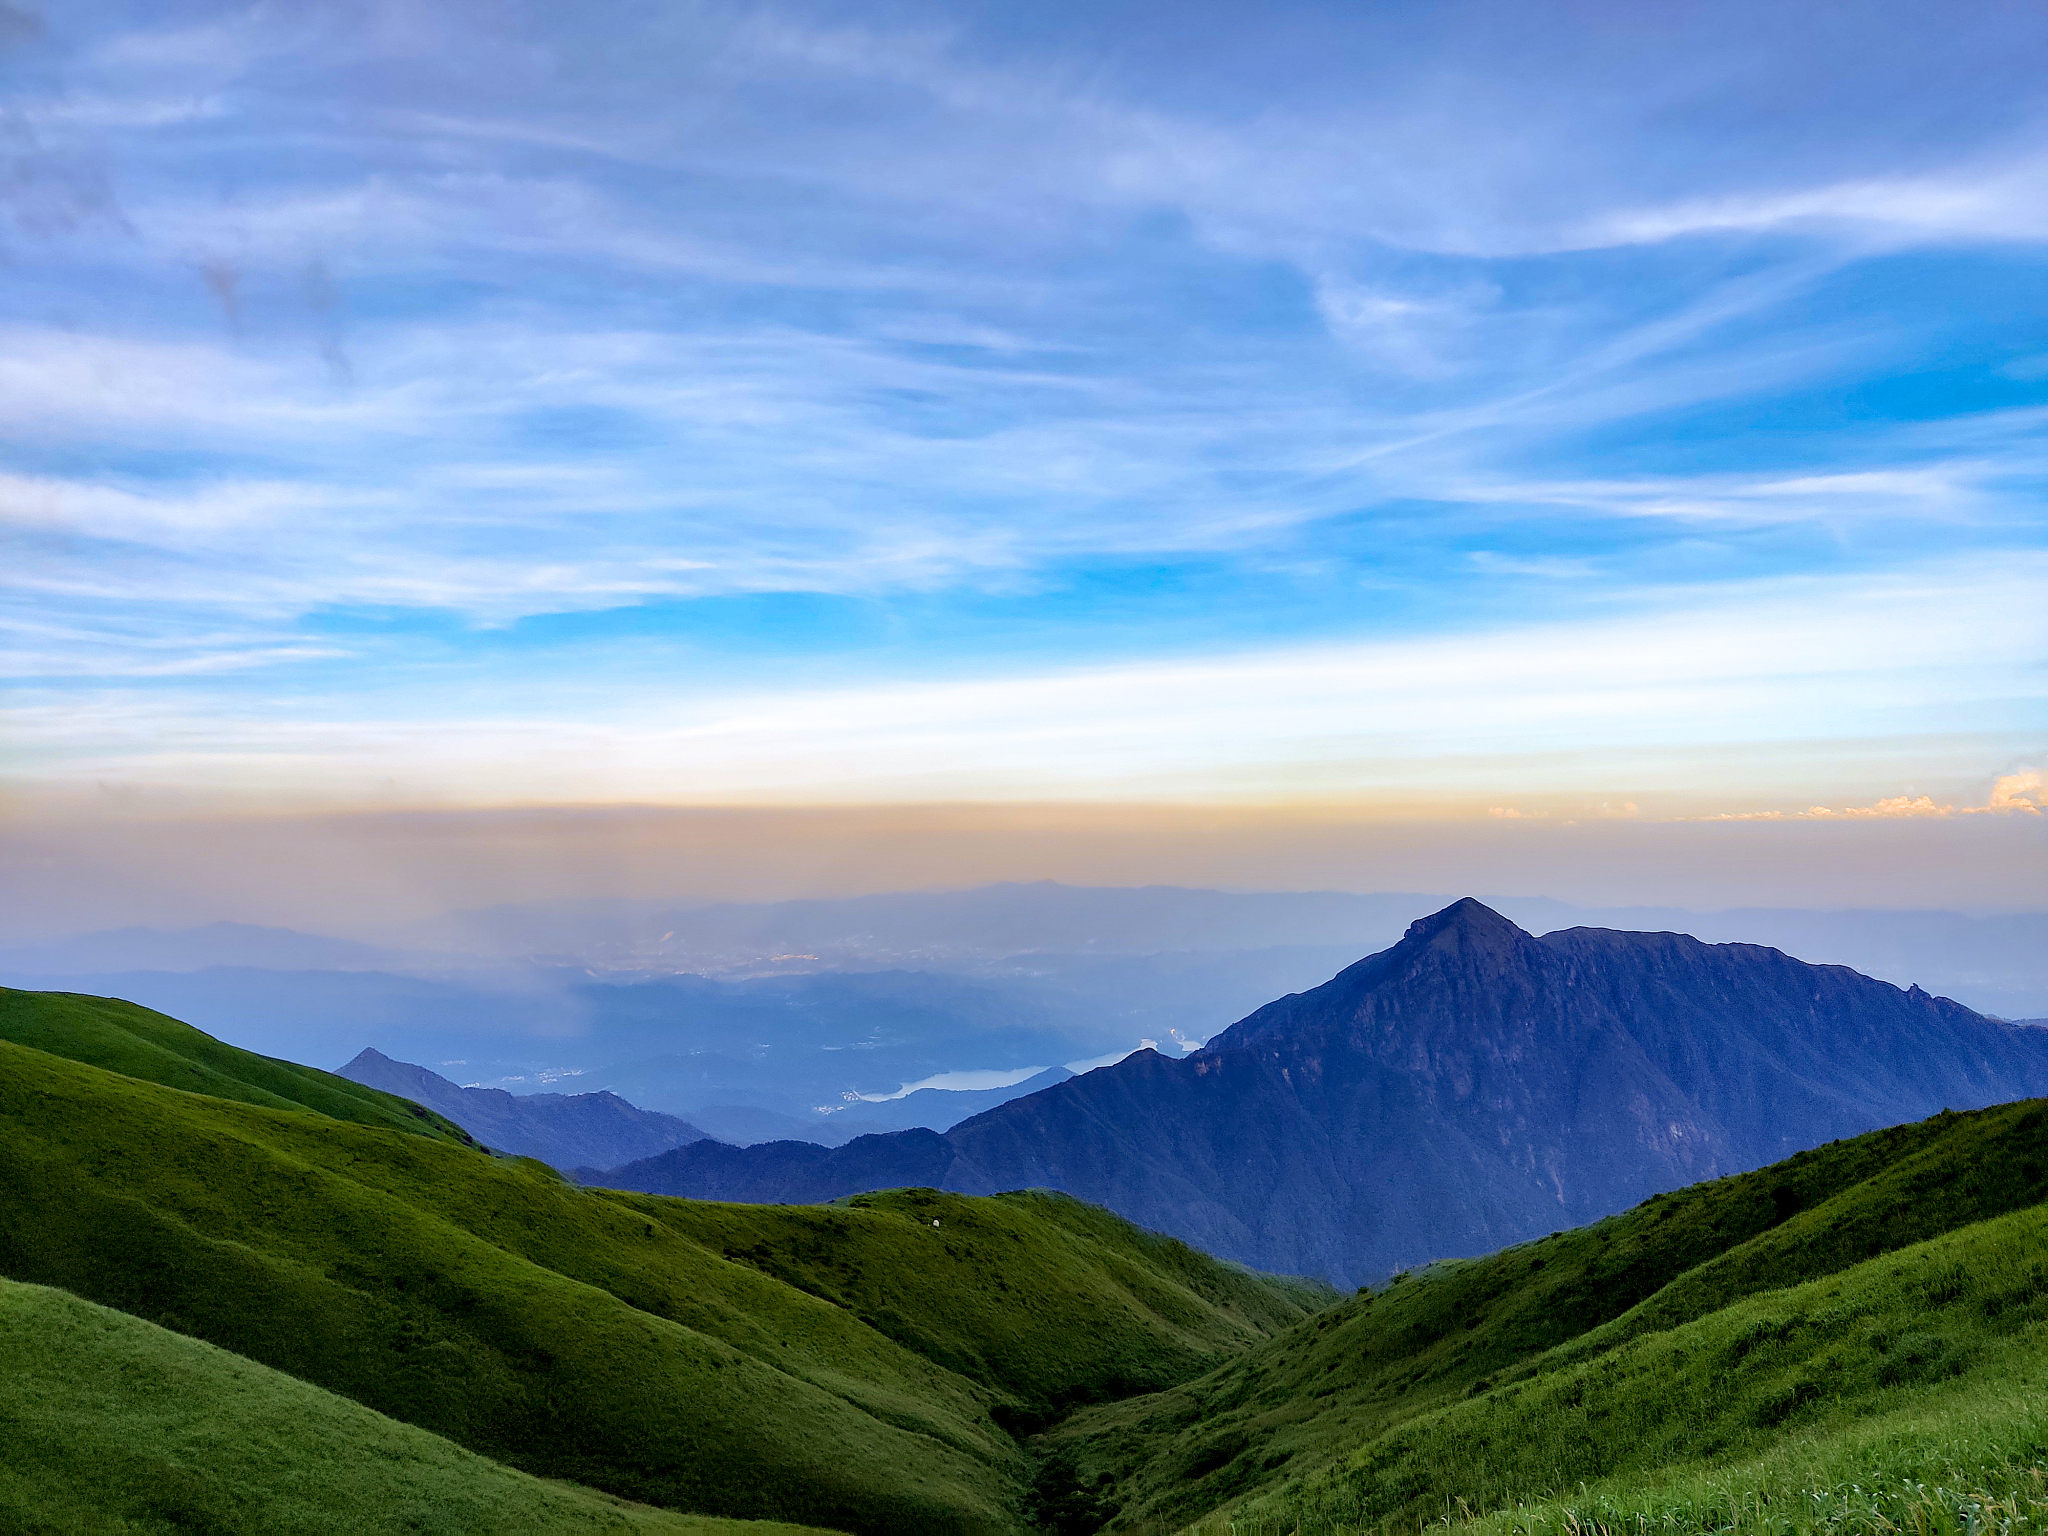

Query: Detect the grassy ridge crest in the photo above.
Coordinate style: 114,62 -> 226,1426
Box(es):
0,985 -> 479,1147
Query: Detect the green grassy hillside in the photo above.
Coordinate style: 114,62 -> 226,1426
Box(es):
1046,1098 -> 2048,1533
637,1186 -> 1330,1429
1217,1196 -> 2048,1534
0,1275 -> 838,1536
1387,1368 -> 2048,1536
0,991 -> 1321,1535
0,986 -> 478,1147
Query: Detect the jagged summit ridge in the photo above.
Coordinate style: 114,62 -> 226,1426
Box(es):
1401,895 -> 1528,946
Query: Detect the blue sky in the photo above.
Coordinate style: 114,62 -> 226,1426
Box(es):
3,0 -> 2045,852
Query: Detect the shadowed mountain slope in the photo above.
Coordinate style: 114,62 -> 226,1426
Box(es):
341,1047 -> 711,1170
593,900 -> 2048,1284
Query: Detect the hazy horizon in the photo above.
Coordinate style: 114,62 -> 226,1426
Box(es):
5,799 -> 2046,946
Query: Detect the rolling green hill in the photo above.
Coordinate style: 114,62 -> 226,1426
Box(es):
0,989 -> 1323,1534
0,1275 -> 838,1536
0,986 -> 479,1147
1043,1098 -> 2048,1533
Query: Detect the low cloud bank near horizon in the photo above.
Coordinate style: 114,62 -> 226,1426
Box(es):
1691,770 -> 2044,822
2,797 -> 2041,946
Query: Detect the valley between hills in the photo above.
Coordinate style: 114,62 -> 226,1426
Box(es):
4,901 -> 2048,1534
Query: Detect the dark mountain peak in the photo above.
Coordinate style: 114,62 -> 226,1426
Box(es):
1197,899 -> 1543,1056
1399,897 -> 1529,953
343,1047 -> 395,1070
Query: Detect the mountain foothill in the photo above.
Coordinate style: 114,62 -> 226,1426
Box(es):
2,896 -> 2046,1534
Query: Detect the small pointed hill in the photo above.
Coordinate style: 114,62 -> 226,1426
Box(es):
593,900 -> 2048,1283
0,987 -> 1326,1535
340,1046 -> 713,1170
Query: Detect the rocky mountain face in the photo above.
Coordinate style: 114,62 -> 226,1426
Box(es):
591,900 -> 2048,1284
340,1049 -> 710,1171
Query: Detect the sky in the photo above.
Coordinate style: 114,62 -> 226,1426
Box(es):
2,0 -> 2045,929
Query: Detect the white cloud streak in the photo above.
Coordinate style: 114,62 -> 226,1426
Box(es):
8,559 -> 2041,808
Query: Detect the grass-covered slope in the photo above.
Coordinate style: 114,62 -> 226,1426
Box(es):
1219,1195 -> 2048,1534
1048,1098 -> 2048,1532
1422,1368 -> 2048,1536
628,1186 -> 1332,1429
0,993 -> 1321,1535
0,1276 -> 838,1536
0,985 -> 478,1147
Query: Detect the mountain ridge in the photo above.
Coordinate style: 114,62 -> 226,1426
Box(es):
592,900 -> 2048,1284
338,1047 -> 714,1170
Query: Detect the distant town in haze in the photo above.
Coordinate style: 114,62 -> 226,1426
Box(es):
1,1 -> 2043,1533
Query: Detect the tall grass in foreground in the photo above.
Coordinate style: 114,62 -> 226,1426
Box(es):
1205,1464 -> 2048,1536
1201,1450 -> 2048,1536
1191,1200 -> 2048,1536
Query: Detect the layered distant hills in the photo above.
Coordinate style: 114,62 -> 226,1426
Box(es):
594,899 -> 2048,1284
338,1046 -> 712,1170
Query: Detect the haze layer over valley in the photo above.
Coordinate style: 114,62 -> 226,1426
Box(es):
5,884 -> 2042,1149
